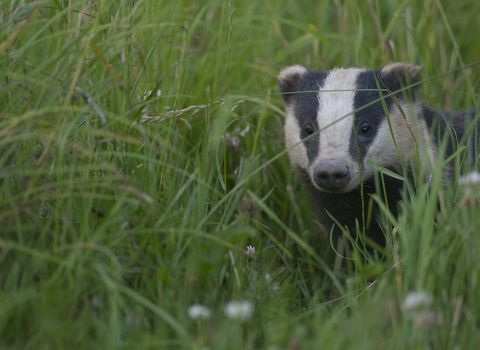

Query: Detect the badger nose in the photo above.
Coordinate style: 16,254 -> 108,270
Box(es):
314,160 -> 351,190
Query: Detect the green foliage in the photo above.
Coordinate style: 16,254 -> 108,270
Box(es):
1,0 -> 479,349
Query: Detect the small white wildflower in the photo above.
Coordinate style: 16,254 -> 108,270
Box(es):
264,273 -> 271,280
403,291 -> 433,312
224,300 -> 254,322
459,172 -> 480,186
246,245 -> 255,255
187,304 -> 211,320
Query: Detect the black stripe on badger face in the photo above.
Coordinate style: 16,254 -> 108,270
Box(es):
279,66 -> 328,169
291,70 -> 328,162
349,69 -> 392,163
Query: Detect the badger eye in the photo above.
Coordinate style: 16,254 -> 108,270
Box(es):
359,124 -> 372,135
305,125 -> 314,135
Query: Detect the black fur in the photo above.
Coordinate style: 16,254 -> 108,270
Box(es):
423,107 -> 479,163
297,167 -> 405,247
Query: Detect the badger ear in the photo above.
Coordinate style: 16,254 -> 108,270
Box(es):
380,63 -> 422,94
278,65 -> 308,104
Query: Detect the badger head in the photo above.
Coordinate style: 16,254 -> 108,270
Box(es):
278,63 -> 424,193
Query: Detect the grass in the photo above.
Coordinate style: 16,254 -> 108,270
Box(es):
1,0 -> 480,349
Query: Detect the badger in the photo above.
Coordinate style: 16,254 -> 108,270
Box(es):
278,63 -> 479,246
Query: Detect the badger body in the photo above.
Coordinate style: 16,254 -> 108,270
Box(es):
278,63 -> 478,245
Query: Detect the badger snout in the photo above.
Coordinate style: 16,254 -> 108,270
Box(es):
313,160 -> 351,191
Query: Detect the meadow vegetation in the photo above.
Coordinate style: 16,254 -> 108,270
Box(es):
1,0 -> 479,348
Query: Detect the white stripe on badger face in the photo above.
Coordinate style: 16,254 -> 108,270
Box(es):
309,68 -> 365,192
284,104 -> 309,169
363,100 -> 442,183
362,101 -> 419,178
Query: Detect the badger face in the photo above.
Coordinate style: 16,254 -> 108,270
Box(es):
279,63 -> 423,193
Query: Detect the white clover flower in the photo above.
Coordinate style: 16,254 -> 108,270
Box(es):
246,245 -> 255,255
224,300 -> 254,322
402,291 -> 433,311
187,304 -> 211,320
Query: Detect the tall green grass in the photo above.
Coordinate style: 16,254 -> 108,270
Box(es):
1,0 -> 479,349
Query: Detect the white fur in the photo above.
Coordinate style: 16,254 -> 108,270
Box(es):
278,65 -> 308,82
309,68 -> 365,192
382,62 -> 422,77
280,65 -> 311,168
284,105 -> 309,168
363,101 -> 427,179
